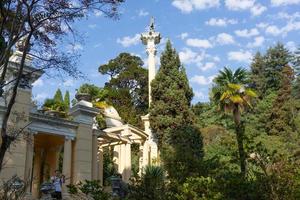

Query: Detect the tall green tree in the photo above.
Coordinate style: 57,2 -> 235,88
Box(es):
150,40 -> 194,148
150,40 -> 202,183
64,90 -> 70,110
54,89 -> 63,103
99,53 -> 148,127
250,52 -> 266,97
263,43 -> 292,93
212,67 -> 257,176
266,65 -> 295,135
250,43 -> 292,95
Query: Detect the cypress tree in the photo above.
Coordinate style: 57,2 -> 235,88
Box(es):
263,43 -> 292,93
64,91 -> 70,110
150,40 -> 203,182
150,40 -> 194,148
250,52 -> 266,97
266,65 -> 294,135
54,89 -> 63,103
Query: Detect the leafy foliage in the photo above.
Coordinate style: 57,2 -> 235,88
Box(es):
266,65 -> 295,135
126,165 -> 165,200
150,40 -> 194,148
162,125 -> 204,183
99,53 -> 148,128
175,177 -> 223,200
67,180 -> 110,200
212,67 -> 257,176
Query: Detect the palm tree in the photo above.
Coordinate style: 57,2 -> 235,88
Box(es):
212,67 -> 257,176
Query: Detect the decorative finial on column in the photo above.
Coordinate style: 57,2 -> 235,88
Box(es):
141,17 -> 161,106
149,17 -> 155,32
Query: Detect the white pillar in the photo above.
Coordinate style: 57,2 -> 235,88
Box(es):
124,143 -> 131,182
139,144 -> 143,176
92,134 -> 98,180
143,142 -> 149,168
98,147 -> 104,186
120,144 -> 126,179
24,134 -> 34,194
62,137 -> 72,184
113,145 -> 121,173
32,148 -> 41,199
141,17 -> 161,106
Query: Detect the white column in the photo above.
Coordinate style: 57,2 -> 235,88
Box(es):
139,144 -> 143,176
92,134 -> 98,180
120,144 -> 126,179
32,148 -> 41,199
141,18 -> 160,106
143,141 -> 149,168
147,42 -> 156,104
62,137 -> 72,184
98,147 -> 104,186
24,134 -> 34,194
113,145 -> 121,173
124,143 -> 131,182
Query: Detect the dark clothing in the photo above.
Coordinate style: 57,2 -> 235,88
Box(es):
51,191 -> 62,199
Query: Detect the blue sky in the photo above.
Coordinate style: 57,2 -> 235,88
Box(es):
32,0 -> 300,105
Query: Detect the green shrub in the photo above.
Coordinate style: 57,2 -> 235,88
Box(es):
175,177 -> 223,200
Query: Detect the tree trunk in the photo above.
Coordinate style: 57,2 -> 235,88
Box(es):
0,135 -> 12,171
233,104 -> 246,177
0,33 -> 32,172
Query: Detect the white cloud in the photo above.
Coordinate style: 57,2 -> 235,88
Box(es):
34,93 -> 49,102
216,33 -> 235,45
235,28 -> 259,38
32,79 -> 44,87
94,10 -> 103,17
225,0 -> 255,10
271,0 -> 300,6
194,90 -> 207,100
205,18 -> 237,27
117,34 -> 140,47
190,75 -> 216,85
286,41 -> 298,52
282,21 -> 300,35
265,25 -> 281,36
138,9 -> 149,17
256,22 -> 269,29
247,36 -> 265,48
180,32 -> 189,40
179,48 -> 205,64
200,62 -> 216,71
186,38 -> 213,48
63,79 -> 75,87
180,33 -> 189,40
88,24 -> 97,29
213,56 -> 221,62
250,4 -> 267,16
172,0 -> 220,13
277,12 -> 300,20
225,0 -> 266,16
228,50 -> 252,63
67,43 -> 83,52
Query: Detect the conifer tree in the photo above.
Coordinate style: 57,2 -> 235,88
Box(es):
150,40 -> 194,148
54,89 -> 63,103
250,52 -> 266,97
263,43 -> 292,93
267,65 -> 294,135
150,40 -> 203,182
64,91 -> 70,110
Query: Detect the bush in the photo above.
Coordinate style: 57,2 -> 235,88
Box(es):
126,165 -> 166,200
162,125 -> 204,183
175,177 -> 223,200
67,180 -> 110,200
